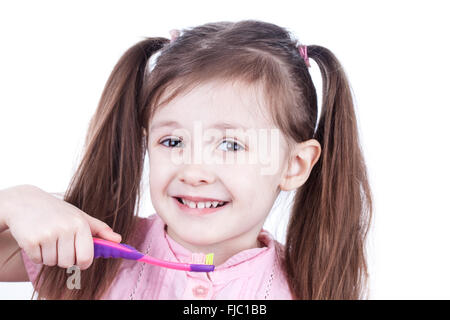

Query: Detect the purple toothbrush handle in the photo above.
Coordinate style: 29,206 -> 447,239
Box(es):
93,238 -> 145,260
190,264 -> 215,272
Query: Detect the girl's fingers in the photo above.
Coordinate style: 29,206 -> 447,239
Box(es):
41,240 -> 57,266
26,244 -> 43,264
74,227 -> 94,270
57,233 -> 75,269
82,213 -> 122,243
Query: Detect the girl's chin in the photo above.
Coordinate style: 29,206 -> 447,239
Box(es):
167,227 -> 223,247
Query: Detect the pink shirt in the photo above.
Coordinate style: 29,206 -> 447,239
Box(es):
21,213 -> 293,299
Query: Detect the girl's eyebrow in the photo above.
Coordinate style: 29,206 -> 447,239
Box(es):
149,120 -> 249,132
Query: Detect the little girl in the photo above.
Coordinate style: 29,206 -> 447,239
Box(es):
0,20 -> 372,299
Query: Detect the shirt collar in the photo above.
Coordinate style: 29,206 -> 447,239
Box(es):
152,214 -> 276,282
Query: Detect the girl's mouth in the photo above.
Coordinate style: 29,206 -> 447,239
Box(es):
172,196 -> 230,215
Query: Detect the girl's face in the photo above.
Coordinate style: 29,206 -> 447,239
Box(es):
146,80 -> 289,255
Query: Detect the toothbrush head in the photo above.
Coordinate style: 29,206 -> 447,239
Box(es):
189,252 -> 215,272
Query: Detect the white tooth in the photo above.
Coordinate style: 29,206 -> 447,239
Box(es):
181,198 -> 225,209
197,202 -> 205,209
187,201 -> 196,209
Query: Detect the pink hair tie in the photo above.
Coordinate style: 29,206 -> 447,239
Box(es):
298,45 -> 311,68
169,29 -> 180,43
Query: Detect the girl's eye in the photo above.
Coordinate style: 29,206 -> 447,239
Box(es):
160,137 -> 183,148
159,137 -> 244,152
218,139 -> 245,152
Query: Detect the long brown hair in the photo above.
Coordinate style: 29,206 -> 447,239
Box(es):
31,19 -> 372,299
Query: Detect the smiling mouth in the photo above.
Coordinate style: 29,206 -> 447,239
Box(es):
174,197 -> 229,209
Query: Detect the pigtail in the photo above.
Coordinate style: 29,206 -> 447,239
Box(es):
32,37 -> 169,299
284,45 -> 373,299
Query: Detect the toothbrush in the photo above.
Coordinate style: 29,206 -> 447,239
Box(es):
93,237 -> 215,272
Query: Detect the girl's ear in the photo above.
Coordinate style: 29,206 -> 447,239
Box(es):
142,127 -> 147,136
279,139 -> 321,191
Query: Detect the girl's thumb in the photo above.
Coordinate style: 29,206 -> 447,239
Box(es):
83,214 -> 122,243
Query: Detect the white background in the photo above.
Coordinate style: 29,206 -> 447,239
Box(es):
1,0 -> 449,299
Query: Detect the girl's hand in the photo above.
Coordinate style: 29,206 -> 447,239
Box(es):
1,184 -> 122,270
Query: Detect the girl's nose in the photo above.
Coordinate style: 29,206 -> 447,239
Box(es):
178,165 -> 215,186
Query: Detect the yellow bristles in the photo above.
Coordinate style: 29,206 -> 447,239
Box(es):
205,253 -> 214,265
